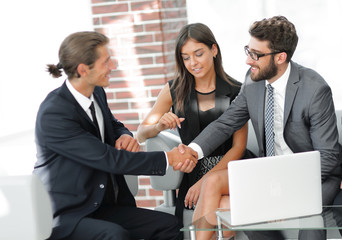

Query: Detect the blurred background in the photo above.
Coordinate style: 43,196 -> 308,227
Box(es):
1,0 -> 341,208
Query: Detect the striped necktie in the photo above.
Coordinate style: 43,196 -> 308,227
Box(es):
265,84 -> 275,156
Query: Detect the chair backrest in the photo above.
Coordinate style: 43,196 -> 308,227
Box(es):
246,120 -> 259,156
0,174 -> 53,240
124,175 -> 139,196
146,130 -> 183,190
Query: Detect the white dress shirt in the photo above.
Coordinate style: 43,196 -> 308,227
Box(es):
189,63 -> 294,159
267,62 -> 293,156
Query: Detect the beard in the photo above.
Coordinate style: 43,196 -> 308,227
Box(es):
250,57 -> 278,82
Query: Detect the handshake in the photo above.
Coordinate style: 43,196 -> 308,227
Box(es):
166,144 -> 198,173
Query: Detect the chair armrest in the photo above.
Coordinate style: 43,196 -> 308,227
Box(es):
247,120 -> 259,156
124,175 -> 138,196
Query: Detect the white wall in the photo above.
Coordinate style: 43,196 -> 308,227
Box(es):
186,0 -> 342,109
0,0 -> 93,175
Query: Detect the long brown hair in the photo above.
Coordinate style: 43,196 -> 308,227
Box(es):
173,23 -> 236,113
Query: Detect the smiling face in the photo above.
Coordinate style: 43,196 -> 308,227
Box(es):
246,37 -> 279,82
181,38 -> 217,82
86,45 -> 117,88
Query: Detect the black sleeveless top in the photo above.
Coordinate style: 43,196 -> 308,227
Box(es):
169,75 -> 242,224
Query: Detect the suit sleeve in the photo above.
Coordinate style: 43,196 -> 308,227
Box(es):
192,80 -> 250,156
307,83 -> 340,180
36,97 -> 166,176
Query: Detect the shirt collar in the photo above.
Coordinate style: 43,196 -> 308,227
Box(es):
266,62 -> 291,91
66,79 -> 94,112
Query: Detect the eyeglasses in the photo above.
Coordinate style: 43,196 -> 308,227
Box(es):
244,45 -> 282,61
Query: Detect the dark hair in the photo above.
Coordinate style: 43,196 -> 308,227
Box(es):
47,31 -> 109,79
173,23 -> 236,113
249,16 -> 298,62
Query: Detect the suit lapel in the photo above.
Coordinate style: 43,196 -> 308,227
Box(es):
256,80 -> 266,142
59,82 -> 103,138
284,62 -> 300,125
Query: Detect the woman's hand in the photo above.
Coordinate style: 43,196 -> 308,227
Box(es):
184,180 -> 202,209
155,112 -> 185,132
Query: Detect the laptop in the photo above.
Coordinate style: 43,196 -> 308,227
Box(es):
217,151 -> 322,226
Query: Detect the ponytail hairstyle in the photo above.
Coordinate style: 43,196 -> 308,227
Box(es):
46,31 -> 109,79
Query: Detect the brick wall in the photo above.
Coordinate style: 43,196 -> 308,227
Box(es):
90,0 -> 188,209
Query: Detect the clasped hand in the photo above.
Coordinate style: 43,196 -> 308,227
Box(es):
167,144 -> 198,173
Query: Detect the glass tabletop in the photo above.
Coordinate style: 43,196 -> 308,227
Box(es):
182,206 -> 342,232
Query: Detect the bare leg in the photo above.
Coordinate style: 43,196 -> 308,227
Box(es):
193,169 -> 233,240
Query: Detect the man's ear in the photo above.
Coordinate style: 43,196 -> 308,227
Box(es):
276,52 -> 287,65
77,63 -> 89,77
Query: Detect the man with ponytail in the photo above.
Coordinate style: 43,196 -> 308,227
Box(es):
34,31 -> 197,240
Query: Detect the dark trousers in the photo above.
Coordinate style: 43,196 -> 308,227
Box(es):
64,205 -> 182,240
244,175 -> 341,240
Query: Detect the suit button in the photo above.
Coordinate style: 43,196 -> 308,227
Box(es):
94,202 -> 99,207
99,184 -> 104,189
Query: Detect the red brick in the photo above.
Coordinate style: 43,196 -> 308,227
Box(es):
143,78 -> 167,86
120,34 -> 154,45
161,0 -> 186,9
136,11 -> 161,22
136,199 -> 157,208
92,0 -> 115,3
162,20 -> 187,31
116,90 -> 148,99
101,14 -> 134,24
110,70 -> 128,78
135,44 -> 163,55
155,32 -> 178,42
139,177 -> 151,185
161,9 -> 187,19
124,123 -> 139,131
149,188 -> 164,196
160,54 -> 175,64
140,66 -> 166,76
145,23 -> 162,32
106,92 -> 114,99
92,3 -> 129,15
115,112 -> 139,121
131,0 -> 160,11
108,102 -> 129,110
93,17 -> 101,25
108,80 -> 129,89
137,189 -> 146,197
151,88 -> 162,97
164,41 -> 177,52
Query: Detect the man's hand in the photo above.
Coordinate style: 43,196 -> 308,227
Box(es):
115,134 -> 140,152
166,144 -> 198,173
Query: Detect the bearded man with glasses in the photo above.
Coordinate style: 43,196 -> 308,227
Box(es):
186,15 -> 341,240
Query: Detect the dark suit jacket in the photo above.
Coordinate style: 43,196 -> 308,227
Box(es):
193,61 -> 341,181
34,82 -> 166,239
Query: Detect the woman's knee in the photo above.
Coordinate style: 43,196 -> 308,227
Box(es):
202,171 -> 227,193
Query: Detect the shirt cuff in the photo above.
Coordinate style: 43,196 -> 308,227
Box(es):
188,143 -> 204,160
164,152 -> 169,171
